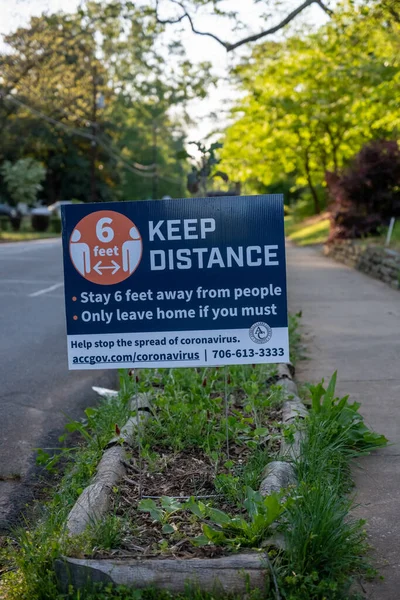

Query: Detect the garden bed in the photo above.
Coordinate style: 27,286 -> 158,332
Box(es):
64,364 -> 287,563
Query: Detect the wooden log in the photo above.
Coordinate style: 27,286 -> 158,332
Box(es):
66,393 -> 153,537
259,461 -> 296,496
54,553 -> 269,594
282,400 -> 308,422
276,363 -> 295,379
279,429 -> 306,462
276,378 -> 298,395
107,393 -> 152,448
66,446 -> 126,536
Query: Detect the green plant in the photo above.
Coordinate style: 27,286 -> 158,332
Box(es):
6,516 -> 62,600
280,482 -> 367,600
1,158 -> 46,206
188,488 -> 284,549
64,513 -> 127,557
138,496 -> 183,534
63,582 -> 266,599
1,392 -> 135,599
88,514 -> 127,551
309,372 -> 387,455
276,372 -> 388,598
215,449 -> 272,506
142,364 -> 280,457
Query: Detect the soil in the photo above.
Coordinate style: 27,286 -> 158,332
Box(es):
89,402 -> 283,560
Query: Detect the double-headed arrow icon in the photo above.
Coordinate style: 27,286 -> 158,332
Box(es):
93,260 -> 120,275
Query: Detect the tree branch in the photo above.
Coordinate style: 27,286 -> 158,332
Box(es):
155,0 -> 334,52
387,5 -> 400,24
157,0 -> 229,49
315,0 -> 334,17
155,0 -> 187,25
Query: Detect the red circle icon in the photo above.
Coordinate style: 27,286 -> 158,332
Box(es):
69,210 -> 142,285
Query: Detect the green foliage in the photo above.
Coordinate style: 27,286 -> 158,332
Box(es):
281,482 -> 366,600
183,141 -> 229,196
1,159 -> 46,206
137,487 -> 284,550
221,2 -> 400,213
277,370 -> 388,599
138,496 -> 184,530
290,189 -> 327,221
285,216 -> 330,247
62,582 -> 265,600
141,364 -> 280,455
189,488 -> 284,549
215,448 -> 272,505
0,5 -> 213,204
1,392 -> 134,599
72,514 -> 127,554
0,215 -> 11,232
309,372 -> 388,455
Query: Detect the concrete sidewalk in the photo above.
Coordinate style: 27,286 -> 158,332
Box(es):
286,243 -> 400,600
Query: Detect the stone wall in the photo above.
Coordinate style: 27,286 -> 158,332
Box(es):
324,240 -> 400,290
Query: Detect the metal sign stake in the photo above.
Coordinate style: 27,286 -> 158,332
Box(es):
224,366 -> 230,461
133,375 -> 143,500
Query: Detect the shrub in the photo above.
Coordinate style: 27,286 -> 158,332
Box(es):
31,214 -> 49,232
0,216 -> 10,232
326,140 -> 400,241
49,217 -> 62,234
1,158 -> 46,206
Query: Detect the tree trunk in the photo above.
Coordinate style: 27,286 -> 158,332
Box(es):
304,150 -> 321,214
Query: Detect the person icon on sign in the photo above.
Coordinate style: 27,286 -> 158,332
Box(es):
122,226 -> 142,274
70,229 -> 91,276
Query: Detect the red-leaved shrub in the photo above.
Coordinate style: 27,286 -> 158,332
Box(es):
326,140 -> 400,242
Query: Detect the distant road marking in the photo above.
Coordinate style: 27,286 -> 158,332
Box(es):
29,282 -> 63,297
1,279 -> 57,285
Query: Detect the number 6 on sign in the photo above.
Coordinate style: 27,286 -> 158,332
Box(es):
69,210 -> 143,285
96,217 -> 114,243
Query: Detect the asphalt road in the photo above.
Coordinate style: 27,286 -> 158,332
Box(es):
0,238 -> 116,529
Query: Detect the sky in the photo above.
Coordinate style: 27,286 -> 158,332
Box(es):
0,0 -> 330,147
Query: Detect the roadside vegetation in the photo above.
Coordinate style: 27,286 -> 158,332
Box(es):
285,213 -> 400,250
0,316 -> 388,600
0,216 -> 61,242
0,230 -> 59,242
285,214 -> 330,247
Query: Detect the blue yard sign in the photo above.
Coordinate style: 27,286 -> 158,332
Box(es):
61,195 -> 289,369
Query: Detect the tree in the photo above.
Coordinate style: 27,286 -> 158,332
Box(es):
1,158 -> 46,206
220,2 -> 400,213
0,11 -> 119,203
0,4 -> 213,203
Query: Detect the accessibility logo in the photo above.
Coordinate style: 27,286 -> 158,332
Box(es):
69,210 -> 142,285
